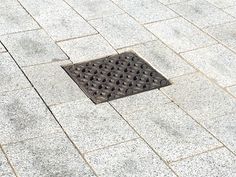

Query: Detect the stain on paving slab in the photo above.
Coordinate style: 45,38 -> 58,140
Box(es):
63,52 -> 170,104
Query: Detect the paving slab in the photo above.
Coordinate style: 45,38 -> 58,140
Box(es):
181,44 -> 236,87
58,34 -> 116,63
0,150 -> 15,177
110,89 -> 171,115
0,88 -> 61,144
117,40 -> 195,79
1,30 -> 68,67
121,102 -> 221,162
146,17 -> 217,53
224,6 -> 236,17
200,113 -> 236,154
23,61 -> 88,106
0,53 -> 31,93
0,0 -> 39,36
0,42 -> 6,52
19,0 -> 97,41
51,99 -> 138,153
206,0 -> 236,8
170,148 -> 236,177
85,139 -> 177,177
112,0 -> 178,24
64,0 -> 123,20
161,73 -> 236,120
3,133 -> 96,177
205,21 -> 236,53
227,85 -> 236,96
89,14 -> 156,49
168,0 -> 235,28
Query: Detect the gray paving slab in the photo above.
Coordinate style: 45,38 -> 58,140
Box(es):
168,0 -> 235,28
112,0 -> 178,24
0,88 -> 61,144
117,40 -> 195,79
85,139 -> 177,177
227,85 -> 236,96
64,0 -> 123,20
23,61 -> 88,106
170,148 -> 236,177
0,0 -> 39,36
181,44 -> 236,87
206,0 -> 236,8
1,30 -> 68,67
0,150 -> 15,177
0,53 -> 31,93
3,133 -> 96,177
110,89 -> 171,115
146,17 -> 217,53
161,73 -> 236,120
51,99 -> 138,153
121,102 -> 221,162
200,113 -> 236,154
224,6 -> 236,17
89,14 -> 156,49
205,22 -> 236,53
58,34 -> 116,63
0,42 -> 6,53
19,0 -> 97,41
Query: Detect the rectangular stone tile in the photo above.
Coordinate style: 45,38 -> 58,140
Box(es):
206,0 -> 236,8
170,148 -> 236,177
85,139 -> 177,177
224,6 -> 236,17
161,73 -> 236,120
1,30 -> 68,67
3,133 -> 95,177
58,34 -> 116,63
181,44 -> 236,87
0,88 -> 61,144
205,22 -> 236,53
51,99 -> 138,153
0,150 -> 15,177
89,14 -> 156,49
0,0 -> 39,36
0,42 -> 6,52
0,53 -> 31,93
200,113 -> 236,154
117,40 -> 195,79
112,0 -> 178,24
146,17 -> 217,53
23,61 -> 88,106
168,0 -> 235,28
64,0 -> 123,20
122,103 -> 221,162
110,89 -> 171,115
19,0 -> 96,41
227,85 -> 236,96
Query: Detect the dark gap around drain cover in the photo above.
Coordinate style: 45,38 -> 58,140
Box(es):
62,52 -> 171,104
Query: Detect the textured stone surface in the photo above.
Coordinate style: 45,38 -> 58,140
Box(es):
161,73 -> 236,120
181,44 -> 236,87
0,42 -> 6,52
169,0 -> 235,28
227,85 -> 236,97
0,150 -> 15,177
1,30 -> 68,67
206,0 -> 236,8
3,133 -> 96,177
85,139 -> 177,177
19,0 -> 96,41
0,88 -> 61,144
89,14 -> 156,49
118,40 -> 195,79
171,148 -> 236,177
112,0 -> 178,24
0,53 -> 31,93
58,34 -> 116,63
51,99 -> 138,153
146,17 -> 216,53
224,6 -> 236,17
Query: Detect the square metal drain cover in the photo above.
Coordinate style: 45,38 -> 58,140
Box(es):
63,52 -> 170,104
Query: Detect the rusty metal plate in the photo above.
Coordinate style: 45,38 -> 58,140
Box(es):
63,52 -> 170,104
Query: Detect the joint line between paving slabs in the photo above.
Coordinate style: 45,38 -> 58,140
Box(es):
108,103 -> 180,177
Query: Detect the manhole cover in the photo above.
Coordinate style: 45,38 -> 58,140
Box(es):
63,52 -> 170,104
